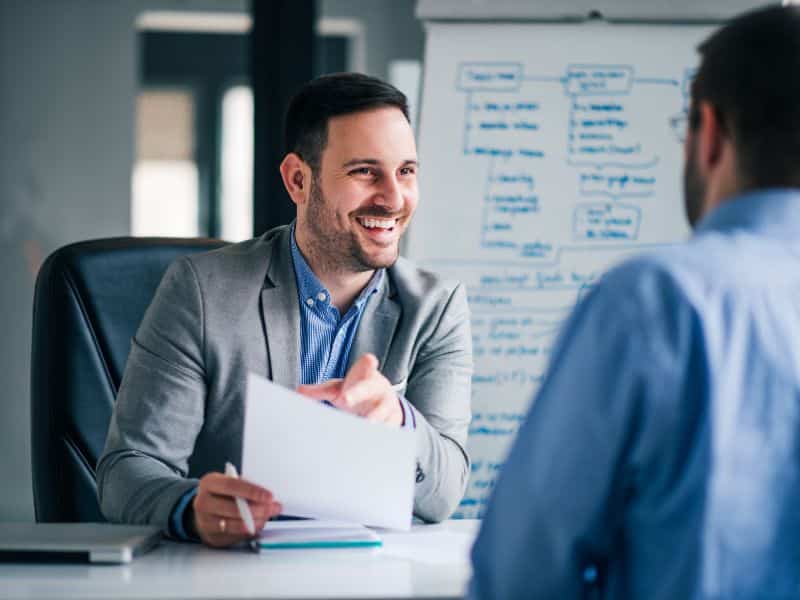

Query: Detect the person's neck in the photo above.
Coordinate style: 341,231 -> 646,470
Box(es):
702,173 -> 742,221
295,233 -> 375,313
700,141 -> 742,220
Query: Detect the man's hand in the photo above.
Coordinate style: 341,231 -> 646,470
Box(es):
297,353 -> 404,426
192,472 -> 282,548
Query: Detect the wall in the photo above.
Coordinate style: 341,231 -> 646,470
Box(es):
0,0 -> 247,522
0,0 -> 139,521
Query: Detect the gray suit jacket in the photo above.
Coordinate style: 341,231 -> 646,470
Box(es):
97,225 -> 472,531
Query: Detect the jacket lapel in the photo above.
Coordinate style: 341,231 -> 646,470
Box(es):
349,274 -> 401,372
259,228 -> 301,389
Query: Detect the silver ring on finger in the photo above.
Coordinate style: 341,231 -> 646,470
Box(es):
219,518 -> 227,533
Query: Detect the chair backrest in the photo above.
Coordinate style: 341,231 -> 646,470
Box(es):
31,237 -> 228,522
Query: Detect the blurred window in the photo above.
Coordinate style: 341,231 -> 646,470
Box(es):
388,59 -> 422,132
316,18 -> 366,74
220,86 -> 254,242
132,89 -> 199,237
133,12 -> 251,240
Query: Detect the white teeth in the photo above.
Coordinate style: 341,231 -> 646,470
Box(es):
358,217 -> 396,229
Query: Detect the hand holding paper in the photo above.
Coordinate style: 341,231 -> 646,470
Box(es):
242,372 -> 416,530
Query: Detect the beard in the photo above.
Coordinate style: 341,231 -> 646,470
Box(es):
683,137 -> 706,229
303,177 -> 401,273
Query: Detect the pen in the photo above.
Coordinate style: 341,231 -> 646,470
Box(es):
224,461 -> 256,536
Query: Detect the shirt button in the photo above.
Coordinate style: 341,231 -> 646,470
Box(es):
306,298 -> 314,306
317,292 -> 327,302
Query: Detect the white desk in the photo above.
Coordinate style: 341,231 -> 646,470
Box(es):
0,520 -> 478,600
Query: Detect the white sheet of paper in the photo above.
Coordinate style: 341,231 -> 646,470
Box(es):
241,373 -> 416,530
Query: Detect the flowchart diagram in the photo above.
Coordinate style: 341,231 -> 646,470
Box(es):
412,24 -> 708,518
458,62 -> 692,258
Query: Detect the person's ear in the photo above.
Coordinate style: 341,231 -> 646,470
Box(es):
695,101 -> 726,177
279,153 -> 311,206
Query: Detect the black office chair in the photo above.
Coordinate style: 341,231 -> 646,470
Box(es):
30,237 -> 227,522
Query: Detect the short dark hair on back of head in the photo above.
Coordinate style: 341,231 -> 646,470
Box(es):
691,5 -> 800,189
284,72 -> 409,172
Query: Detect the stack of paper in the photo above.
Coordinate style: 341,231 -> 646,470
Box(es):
242,373 -> 416,530
256,520 -> 382,550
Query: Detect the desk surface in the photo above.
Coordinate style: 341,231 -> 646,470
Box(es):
0,520 -> 478,600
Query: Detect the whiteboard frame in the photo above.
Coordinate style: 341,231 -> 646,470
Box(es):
416,0 -> 768,22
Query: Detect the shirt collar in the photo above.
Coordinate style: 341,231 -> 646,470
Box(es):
289,224 -> 384,310
694,188 -> 800,240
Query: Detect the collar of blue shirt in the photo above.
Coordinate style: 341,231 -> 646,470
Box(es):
695,188 -> 800,240
289,223 -> 385,318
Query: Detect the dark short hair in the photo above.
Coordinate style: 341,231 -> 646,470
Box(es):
691,5 -> 800,188
284,72 -> 409,172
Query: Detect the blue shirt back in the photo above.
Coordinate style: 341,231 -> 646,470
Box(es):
469,189 -> 800,599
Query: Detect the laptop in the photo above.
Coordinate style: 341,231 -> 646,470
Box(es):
0,523 -> 162,564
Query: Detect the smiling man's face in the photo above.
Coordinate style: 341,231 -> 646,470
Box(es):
298,106 -> 419,273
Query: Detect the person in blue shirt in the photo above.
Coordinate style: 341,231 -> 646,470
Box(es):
469,6 -> 800,599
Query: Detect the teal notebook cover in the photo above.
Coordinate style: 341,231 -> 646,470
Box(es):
256,520 -> 382,550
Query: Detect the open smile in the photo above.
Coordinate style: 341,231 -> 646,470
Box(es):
356,216 -> 399,230
354,216 -> 402,244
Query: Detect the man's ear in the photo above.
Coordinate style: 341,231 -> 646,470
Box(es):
279,153 -> 311,206
695,101 -> 726,177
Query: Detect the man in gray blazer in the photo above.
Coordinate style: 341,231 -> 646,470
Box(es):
97,73 -> 472,547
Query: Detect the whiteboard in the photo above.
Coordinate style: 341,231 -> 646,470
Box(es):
408,22 -> 713,518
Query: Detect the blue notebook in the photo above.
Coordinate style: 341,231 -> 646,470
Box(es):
255,520 -> 382,550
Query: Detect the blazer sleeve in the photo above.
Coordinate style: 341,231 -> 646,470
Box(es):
96,257 -> 206,531
406,282 -> 473,522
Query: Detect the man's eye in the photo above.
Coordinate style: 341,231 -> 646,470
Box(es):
350,167 -> 374,176
399,166 -> 417,176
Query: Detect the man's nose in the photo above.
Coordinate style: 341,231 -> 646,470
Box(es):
375,175 -> 404,212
